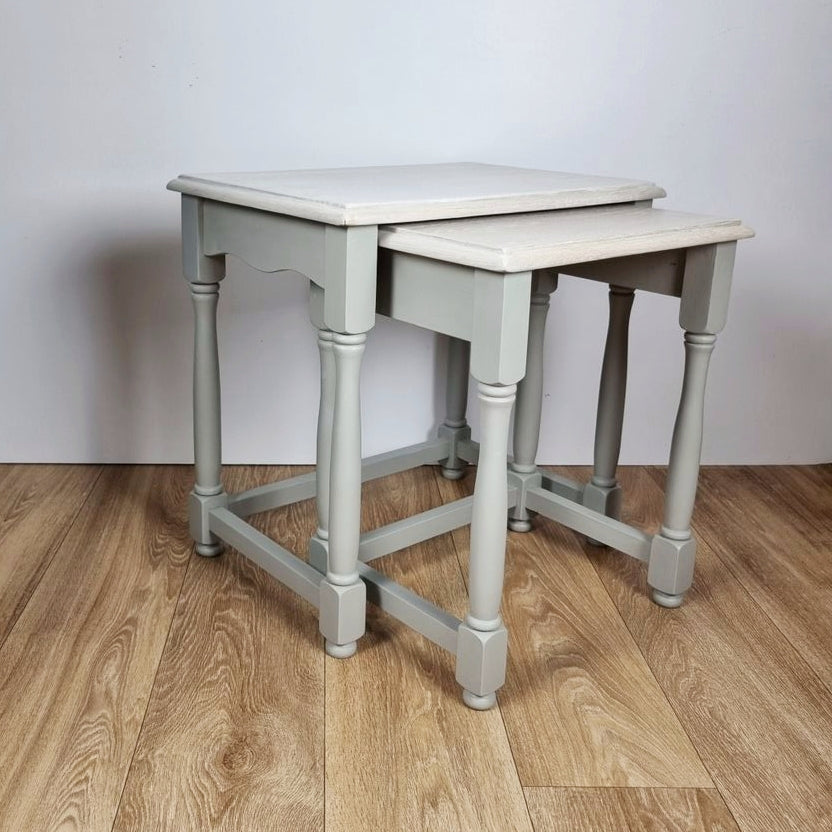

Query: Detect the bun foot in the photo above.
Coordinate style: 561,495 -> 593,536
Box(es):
462,689 -> 497,710
651,589 -> 685,608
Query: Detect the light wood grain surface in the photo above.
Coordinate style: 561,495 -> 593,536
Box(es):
168,163 -> 665,225
1,462 -> 831,832
112,466 -> 324,832
0,464 -> 101,645
379,204 -> 754,272
583,465 -> 832,832
675,465 -> 832,692
525,788 -> 741,832
0,466 -> 192,832
775,463 -> 832,545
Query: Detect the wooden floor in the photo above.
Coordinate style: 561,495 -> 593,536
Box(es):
1,463 -> 831,832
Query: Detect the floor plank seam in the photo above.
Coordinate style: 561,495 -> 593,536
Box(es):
108,546 -> 194,832
582,522 -> 743,831
497,698 -> 536,829
527,785 -> 730,791
691,514 -> 832,705
0,464 -> 105,655
673,462 -> 832,704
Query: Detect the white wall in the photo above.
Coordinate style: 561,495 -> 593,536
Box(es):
1,0 -> 830,464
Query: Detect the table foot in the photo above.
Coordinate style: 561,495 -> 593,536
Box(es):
440,466 -> 466,481
455,620 -> 507,713
462,689 -> 497,710
325,639 -> 357,659
651,589 -> 685,608
508,516 -> 532,533
195,541 -> 224,557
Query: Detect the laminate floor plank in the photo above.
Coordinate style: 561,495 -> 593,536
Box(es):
0,465 -> 192,832
0,463 -> 101,644
3,462 -> 830,831
326,465 -> 533,832
526,786 -> 630,831
525,787 -> 740,832
113,465 -> 324,832
435,468 -> 709,788
654,465 -> 832,693
587,465 -> 832,832
737,464 -> 832,545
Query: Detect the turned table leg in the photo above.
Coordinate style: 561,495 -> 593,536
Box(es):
181,195 -> 229,557
456,381 -> 516,709
648,331 -> 716,607
319,332 -> 368,658
309,329 -> 335,574
582,285 -> 634,539
509,274 -> 556,531
188,282 -> 226,556
439,337 -> 471,480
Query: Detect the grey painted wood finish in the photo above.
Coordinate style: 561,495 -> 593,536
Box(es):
183,196 -> 227,559
312,329 -> 335,559
190,284 -> 223,501
591,287 -> 634,491
458,381 -> 517,710
320,332 -> 367,658
377,253 -> 532,385
227,439 -> 450,519
439,337 -> 471,481
647,333 -> 717,608
581,286 -> 635,529
203,200 -> 378,334
509,271 -> 557,532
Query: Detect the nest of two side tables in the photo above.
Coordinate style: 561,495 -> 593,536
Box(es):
172,163 -> 752,708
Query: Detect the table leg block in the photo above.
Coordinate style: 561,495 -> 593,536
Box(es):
438,423 -> 472,481
319,580 -> 366,658
647,534 -> 697,606
581,480 -> 622,519
581,480 -> 622,546
455,623 -> 508,710
189,490 -> 228,557
507,469 -> 543,533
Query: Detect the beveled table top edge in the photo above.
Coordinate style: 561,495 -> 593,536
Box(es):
378,205 -> 754,272
167,162 -> 667,226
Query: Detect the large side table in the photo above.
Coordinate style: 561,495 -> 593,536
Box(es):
168,164 -> 664,674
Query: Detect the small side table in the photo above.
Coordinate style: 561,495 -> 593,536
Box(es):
377,204 -> 754,606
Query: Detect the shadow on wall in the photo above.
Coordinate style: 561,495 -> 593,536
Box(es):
83,234 -> 193,463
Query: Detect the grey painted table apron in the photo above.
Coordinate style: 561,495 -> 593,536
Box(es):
168,164 -> 752,710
